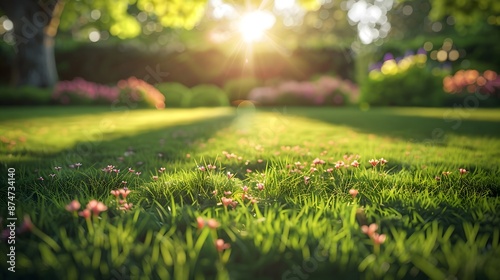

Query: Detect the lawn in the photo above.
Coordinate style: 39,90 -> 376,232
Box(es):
1,106 -> 500,280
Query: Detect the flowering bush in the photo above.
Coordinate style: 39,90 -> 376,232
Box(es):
443,70 -> 500,95
117,77 -> 165,109
52,77 -> 120,105
361,50 -> 449,106
248,76 -> 358,106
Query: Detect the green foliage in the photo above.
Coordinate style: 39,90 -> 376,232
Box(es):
223,77 -> 261,103
156,82 -> 193,108
187,84 -> 229,107
0,86 -> 52,105
1,107 -> 500,279
428,0 -> 500,26
361,58 -> 449,107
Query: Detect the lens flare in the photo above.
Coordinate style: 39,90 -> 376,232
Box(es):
238,10 -> 276,43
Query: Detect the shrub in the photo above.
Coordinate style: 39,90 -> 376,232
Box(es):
155,82 -> 192,108
187,84 -> 229,107
223,77 -> 261,103
117,77 -> 165,109
360,51 -> 448,107
52,77 -> 119,105
247,76 -> 358,106
0,86 -> 52,105
441,69 -> 500,107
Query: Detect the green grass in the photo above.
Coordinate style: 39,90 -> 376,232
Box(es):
1,106 -> 500,280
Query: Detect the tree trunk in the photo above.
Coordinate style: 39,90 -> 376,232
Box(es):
0,0 -> 62,88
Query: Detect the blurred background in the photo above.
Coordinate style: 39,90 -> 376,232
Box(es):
0,0 -> 499,108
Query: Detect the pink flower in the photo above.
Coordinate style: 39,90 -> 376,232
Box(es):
212,190 -> 218,195
242,186 -> 249,192
459,168 -> 467,175
227,172 -> 234,179
335,161 -> 345,169
215,239 -> 231,252
196,217 -> 205,229
17,215 -> 33,234
78,209 -> 91,219
442,171 -> 451,176
119,203 -> 133,211
86,200 -> 108,216
304,176 -> 310,184
361,223 -> 378,236
207,218 -> 220,229
135,172 -> 141,176
198,166 -> 206,172
119,188 -> 131,199
349,189 -> 358,198
372,233 -> 387,244
379,158 -> 388,165
110,190 -> 120,198
224,191 -> 232,196
207,164 -> 217,170
326,168 -> 334,173
221,197 -> 233,207
128,168 -> 135,173
37,177 -> 44,181
246,169 -> 252,173
152,175 -> 158,181
369,159 -> 379,167
351,160 -> 360,168
65,200 -> 81,212
312,158 -> 325,165
159,167 -> 166,173
257,183 -> 265,191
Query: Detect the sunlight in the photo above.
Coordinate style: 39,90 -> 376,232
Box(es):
237,10 -> 276,43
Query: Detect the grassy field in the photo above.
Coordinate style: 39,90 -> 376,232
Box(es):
1,106 -> 500,279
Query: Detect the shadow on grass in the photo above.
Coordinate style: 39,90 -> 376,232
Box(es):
276,107 -> 500,141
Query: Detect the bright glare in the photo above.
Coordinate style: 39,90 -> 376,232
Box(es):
238,11 -> 276,43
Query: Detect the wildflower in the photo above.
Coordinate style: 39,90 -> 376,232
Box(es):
369,159 -> 379,167
304,176 -> 310,184
207,164 -> 217,170
257,159 -> 263,163
65,200 -> 81,212
459,168 -> 467,175
54,166 -> 62,171
351,160 -> 360,168
186,153 -> 191,158
335,161 -> 345,169
75,163 -> 82,168
246,169 -> 252,173
49,174 -> 56,178
242,186 -> 249,192
78,209 -> 91,219
158,153 -> 163,158
37,176 -> 44,181
227,172 -> 234,179
135,172 -> 141,176
128,168 -> 135,173
442,171 -> 451,176
349,189 -> 358,198
310,167 -> 318,172
212,190 -> 218,195
372,233 -> 386,244
379,158 -> 388,165
86,200 -> 108,216
198,166 -> 206,172
215,239 -> 231,252
221,197 -> 233,207
326,168 -> 334,173
110,190 -> 120,198
196,217 -> 205,229
159,167 -> 166,173
435,176 -> 441,181
119,203 -> 133,211
312,158 -> 325,165
121,181 -> 127,185
361,223 -> 378,236
257,183 -> 265,191
152,175 -> 159,181
17,215 -> 33,234
207,218 -> 220,229
113,169 -> 120,174
224,191 -> 232,196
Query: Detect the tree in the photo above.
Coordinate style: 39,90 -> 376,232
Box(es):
0,0 -> 208,88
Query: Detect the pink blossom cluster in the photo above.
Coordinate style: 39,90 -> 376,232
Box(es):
248,76 -> 359,106
117,77 -> 166,109
52,77 -> 120,104
443,70 -> 500,95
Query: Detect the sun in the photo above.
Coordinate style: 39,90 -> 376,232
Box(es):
237,10 -> 276,43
